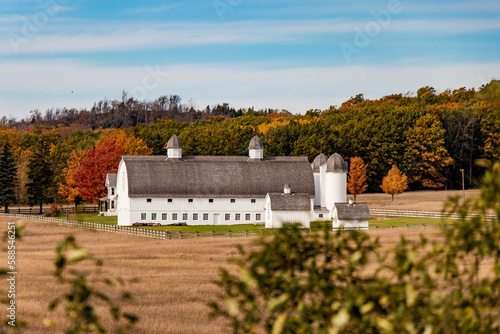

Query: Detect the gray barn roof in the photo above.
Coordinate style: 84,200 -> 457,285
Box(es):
268,193 -> 312,211
106,173 -> 117,188
123,155 -> 315,198
334,203 -> 370,220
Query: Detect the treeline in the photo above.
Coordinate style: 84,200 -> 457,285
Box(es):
0,81 -> 499,209
0,92 -> 279,131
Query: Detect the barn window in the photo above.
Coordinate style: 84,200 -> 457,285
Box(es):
235,214 -> 240,220
319,214 -> 324,218
251,199 -> 256,203
162,213 -> 167,220
168,199 -> 173,203
151,213 -> 157,220
188,199 -> 193,203
230,199 -> 236,203
209,199 -> 214,203
245,214 -> 251,220
203,213 -> 209,220
141,213 -> 146,220
256,214 -> 261,220
183,213 -> 188,220
111,201 -> 115,209
172,213 -> 178,220
147,198 -> 152,203
193,213 -> 198,220
225,214 -> 230,220
111,188 -> 115,195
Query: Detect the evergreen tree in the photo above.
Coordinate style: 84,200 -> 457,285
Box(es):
0,142 -> 17,213
27,137 -> 55,214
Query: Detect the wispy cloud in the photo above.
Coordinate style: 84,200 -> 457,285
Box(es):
2,18 -> 499,56
123,4 -> 182,15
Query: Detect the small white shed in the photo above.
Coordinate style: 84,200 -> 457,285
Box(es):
332,200 -> 370,230
265,185 -> 313,228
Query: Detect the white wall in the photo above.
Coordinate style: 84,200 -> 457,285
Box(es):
121,197 -> 266,226
265,210 -> 311,228
333,219 -> 369,231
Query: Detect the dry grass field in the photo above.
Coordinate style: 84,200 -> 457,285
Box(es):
356,189 -> 481,211
1,217 -> 449,334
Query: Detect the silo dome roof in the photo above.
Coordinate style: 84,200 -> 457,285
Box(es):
312,153 -> 327,172
326,153 -> 348,172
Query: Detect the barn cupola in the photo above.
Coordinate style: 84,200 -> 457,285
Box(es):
248,135 -> 264,160
166,135 -> 182,159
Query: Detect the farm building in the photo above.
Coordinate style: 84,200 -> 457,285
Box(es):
107,135 -> 368,228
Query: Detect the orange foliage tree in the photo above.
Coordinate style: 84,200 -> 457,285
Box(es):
97,129 -> 152,155
74,139 -> 124,203
347,157 -> 368,202
380,165 -> 408,201
58,150 -> 87,206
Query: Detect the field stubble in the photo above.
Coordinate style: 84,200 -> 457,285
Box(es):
0,216 -> 486,333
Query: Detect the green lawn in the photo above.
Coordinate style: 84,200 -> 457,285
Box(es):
369,217 -> 455,227
57,213 -> 455,231
62,213 -> 118,225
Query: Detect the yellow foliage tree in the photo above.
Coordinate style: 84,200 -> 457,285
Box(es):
59,150 -> 87,205
97,129 -> 153,155
380,165 -> 408,201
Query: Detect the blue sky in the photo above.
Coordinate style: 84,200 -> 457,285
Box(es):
1,0 -> 500,119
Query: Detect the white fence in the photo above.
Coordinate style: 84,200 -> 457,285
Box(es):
370,209 -> 497,221
0,213 -> 265,240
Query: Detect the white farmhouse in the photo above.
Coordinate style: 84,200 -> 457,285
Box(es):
99,173 -> 117,216
109,134 -> 367,228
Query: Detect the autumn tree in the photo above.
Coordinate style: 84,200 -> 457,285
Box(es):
26,137 -> 55,214
74,139 -> 124,203
97,129 -> 153,155
347,157 -> 368,202
0,142 -> 17,213
380,165 -> 408,201
404,114 -> 454,189
58,150 -> 87,208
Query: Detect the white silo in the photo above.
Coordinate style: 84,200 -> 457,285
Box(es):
312,153 -> 327,207
325,153 -> 348,212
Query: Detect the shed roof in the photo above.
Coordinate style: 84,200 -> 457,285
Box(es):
267,193 -> 312,211
334,203 -> 370,220
106,173 -> 117,188
122,155 -> 315,198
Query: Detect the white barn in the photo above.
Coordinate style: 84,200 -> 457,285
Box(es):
108,134 -> 367,228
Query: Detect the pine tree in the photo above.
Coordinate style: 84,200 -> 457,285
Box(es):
347,156 -> 368,202
27,137 -> 55,214
381,165 -> 408,201
0,142 -> 17,213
